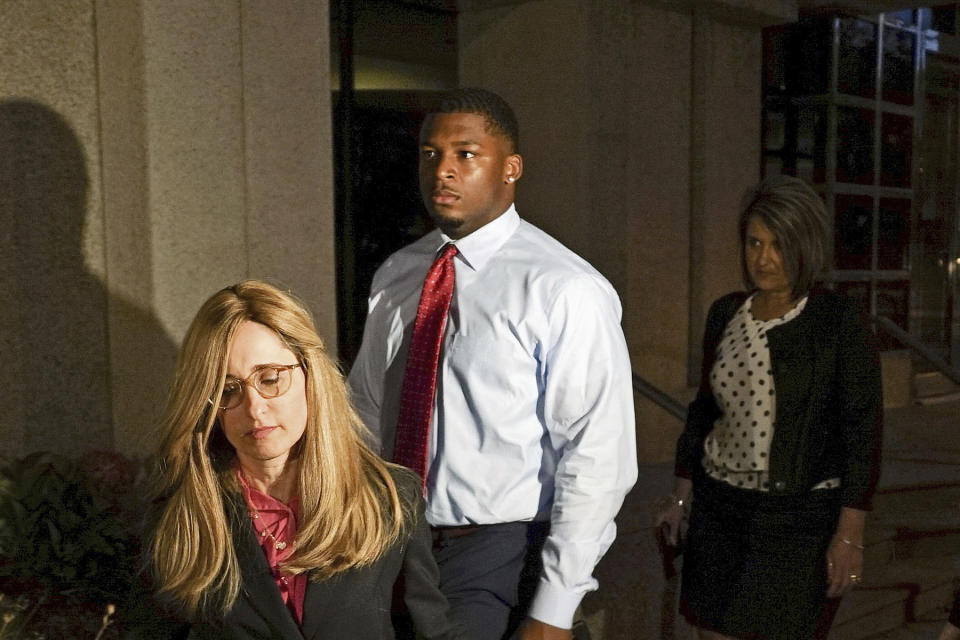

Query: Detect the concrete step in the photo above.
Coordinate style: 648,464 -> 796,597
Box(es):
829,556 -> 958,640
882,401 -> 960,462
914,371 -> 960,400
873,479 -> 960,511
853,481 -> 960,571
918,391 -> 960,406
869,482 -> 960,567
863,524 -> 898,569
828,455 -> 960,639
890,529 -> 960,564
861,603 -> 955,639
864,620 -> 947,639
830,587 -> 915,640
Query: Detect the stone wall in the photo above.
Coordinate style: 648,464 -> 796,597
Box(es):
458,0 -> 798,464
0,0 -> 335,458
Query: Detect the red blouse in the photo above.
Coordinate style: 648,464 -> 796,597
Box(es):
237,471 -> 307,625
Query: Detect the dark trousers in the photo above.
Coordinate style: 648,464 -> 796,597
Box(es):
431,522 -> 547,640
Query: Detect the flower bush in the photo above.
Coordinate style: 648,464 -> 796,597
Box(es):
0,451 -> 145,639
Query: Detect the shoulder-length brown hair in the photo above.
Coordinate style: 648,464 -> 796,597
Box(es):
147,280 -> 409,618
738,175 -> 829,299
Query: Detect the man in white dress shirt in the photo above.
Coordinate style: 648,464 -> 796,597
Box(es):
348,88 -> 637,640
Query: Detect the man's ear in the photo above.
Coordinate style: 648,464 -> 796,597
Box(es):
505,153 -> 523,184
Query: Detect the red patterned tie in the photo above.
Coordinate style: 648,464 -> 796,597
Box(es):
393,244 -> 458,487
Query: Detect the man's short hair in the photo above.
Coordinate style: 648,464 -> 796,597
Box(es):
434,87 -> 520,153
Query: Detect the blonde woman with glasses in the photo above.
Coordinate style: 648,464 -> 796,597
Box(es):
136,280 -> 462,639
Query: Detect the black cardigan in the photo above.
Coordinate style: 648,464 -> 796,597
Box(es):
675,290 -> 883,510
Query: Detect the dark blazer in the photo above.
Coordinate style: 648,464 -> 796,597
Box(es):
128,468 -> 462,640
675,289 -> 883,510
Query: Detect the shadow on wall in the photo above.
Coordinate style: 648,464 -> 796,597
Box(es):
0,99 -> 176,457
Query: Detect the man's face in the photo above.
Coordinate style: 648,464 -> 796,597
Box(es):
419,112 -> 521,240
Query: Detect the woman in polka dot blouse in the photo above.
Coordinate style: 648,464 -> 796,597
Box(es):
655,176 -> 883,640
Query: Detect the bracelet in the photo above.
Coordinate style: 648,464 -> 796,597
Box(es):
839,536 -> 865,550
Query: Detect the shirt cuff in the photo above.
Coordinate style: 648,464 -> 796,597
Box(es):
525,577 -> 584,630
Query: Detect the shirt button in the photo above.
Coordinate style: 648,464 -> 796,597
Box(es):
774,480 -> 786,490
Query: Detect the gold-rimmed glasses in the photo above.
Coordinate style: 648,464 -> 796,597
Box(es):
211,363 -> 302,410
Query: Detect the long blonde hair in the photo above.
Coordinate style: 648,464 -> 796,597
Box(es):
147,280 -> 408,618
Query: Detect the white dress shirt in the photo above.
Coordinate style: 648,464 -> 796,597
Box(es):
348,205 -> 638,628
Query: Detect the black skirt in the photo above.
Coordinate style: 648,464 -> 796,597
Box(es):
680,475 -> 842,640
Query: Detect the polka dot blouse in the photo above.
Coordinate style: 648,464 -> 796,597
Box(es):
702,294 -> 841,492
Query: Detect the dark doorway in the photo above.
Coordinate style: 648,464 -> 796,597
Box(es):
330,0 -> 457,366
334,90 -> 444,365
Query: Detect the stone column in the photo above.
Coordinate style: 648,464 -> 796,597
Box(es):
97,0 -> 336,454
0,2 -> 111,456
1,0 -> 335,458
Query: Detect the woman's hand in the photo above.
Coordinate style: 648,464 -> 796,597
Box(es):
654,502 -> 685,547
826,507 -> 866,598
825,535 -> 863,597
654,478 -> 692,547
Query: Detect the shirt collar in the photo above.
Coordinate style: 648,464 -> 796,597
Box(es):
438,204 -> 520,272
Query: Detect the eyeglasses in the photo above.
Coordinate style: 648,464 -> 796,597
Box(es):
211,363 -> 302,410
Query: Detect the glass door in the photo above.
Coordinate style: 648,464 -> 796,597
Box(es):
762,9 -> 958,357
916,33 -> 960,364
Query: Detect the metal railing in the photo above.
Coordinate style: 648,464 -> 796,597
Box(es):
632,372 -> 687,422
632,314 -> 960,420
869,315 -> 960,386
